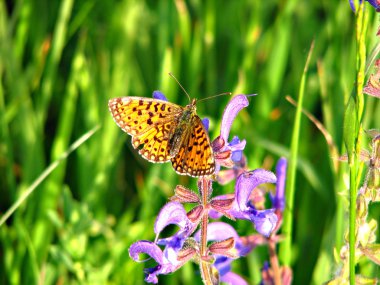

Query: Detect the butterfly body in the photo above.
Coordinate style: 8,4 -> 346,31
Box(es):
108,97 -> 215,177
168,99 -> 196,156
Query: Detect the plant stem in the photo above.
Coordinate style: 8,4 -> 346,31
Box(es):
269,239 -> 282,285
279,41 -> 314,266
199,177 -> 214,285
349,2 -> 367,283
349,164 -> 357,285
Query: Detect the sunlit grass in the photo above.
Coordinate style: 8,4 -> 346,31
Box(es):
0,1 -> 379,284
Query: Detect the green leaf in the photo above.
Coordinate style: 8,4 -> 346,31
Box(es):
343,93 -> 358,162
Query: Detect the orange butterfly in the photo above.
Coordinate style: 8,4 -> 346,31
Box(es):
108,96 -> 215,177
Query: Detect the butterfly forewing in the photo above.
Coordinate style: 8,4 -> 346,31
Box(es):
109,97 -> 183,162
108,96 -> 216,177
108,97 -> 183,136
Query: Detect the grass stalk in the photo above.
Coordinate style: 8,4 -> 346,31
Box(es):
0,126 -> 99,227
279,41 -> 314,265
350,2 -> 367,283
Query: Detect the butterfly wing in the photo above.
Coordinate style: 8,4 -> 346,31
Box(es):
171,115 -> 215,177
108,97 -> 183,163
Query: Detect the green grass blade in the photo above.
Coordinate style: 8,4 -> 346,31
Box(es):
279,41 -> 315,266
36,0 -> 74,127
0,126 -> 99,227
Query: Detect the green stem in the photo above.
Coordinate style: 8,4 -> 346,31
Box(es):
348,2 -> 367,283
349,162 -> 357,285
334,163 -> 345,251
279,41 -> 314,265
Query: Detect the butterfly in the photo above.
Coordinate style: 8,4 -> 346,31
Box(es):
108,96 -> 215,177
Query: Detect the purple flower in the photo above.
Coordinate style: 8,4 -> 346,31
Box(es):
210,169 -> 279,237
194,222 -> 250,284
219,95 -> 249,143
153,91 -> 168,101
129,202 -> 195,283
271,157 -> 287,212
221,272 -> 249,285
212,95 -> 250,170
234,169 -> 278,237
216,156 -> 248,185
349,0 -> 380,12
129,241 -> 179,284
229,136 -> 244,162
154,202 -> 194,240
154,202 -> 196,262
202,118 -> 210,132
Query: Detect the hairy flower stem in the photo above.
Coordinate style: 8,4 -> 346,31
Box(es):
199,177 -> 214,285
200,260 -> 213,285
268,239 -> 282,285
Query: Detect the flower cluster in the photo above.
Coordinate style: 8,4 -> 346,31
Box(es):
129,91 -> 290,284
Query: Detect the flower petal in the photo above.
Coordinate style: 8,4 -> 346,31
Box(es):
250,208 -> 278,237
214,256 -> 232,276
154,202 -> 190,237
129,241 -> 164,264
202,118 -> 210,132
220,271 -> 248,285
367,0 -> 380,9
349,0 -> 357,11
231,151 -> 241,163
272,157 -> 287,211
235,169 -> 277,211
220,95 -> 249,141
194,222 -> 240,242
153,91 -> 168,101
129,234 -> 185,283
144,263 -> 178,284
158,232 -> 186,265
229,137 -> 246,162
239,234 -> 268,255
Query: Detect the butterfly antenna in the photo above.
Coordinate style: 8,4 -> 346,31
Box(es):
197,92 -> 232,102
168,72 -> 191,102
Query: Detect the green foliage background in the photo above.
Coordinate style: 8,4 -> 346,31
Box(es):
0,0 -> 379,284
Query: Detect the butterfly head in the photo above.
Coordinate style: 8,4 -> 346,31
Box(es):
183,98 -> 198,118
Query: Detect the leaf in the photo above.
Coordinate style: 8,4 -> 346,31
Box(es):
343,94 -> 358,162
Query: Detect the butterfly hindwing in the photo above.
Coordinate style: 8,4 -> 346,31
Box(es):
137,121 -> 173,162
171,115 -> 215,177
